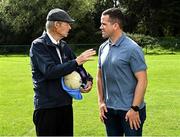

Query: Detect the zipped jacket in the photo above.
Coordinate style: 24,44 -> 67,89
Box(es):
30,32 -> 92,110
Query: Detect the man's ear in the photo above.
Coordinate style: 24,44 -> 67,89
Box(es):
113,23 -> 119,30
54,21 -> 60,28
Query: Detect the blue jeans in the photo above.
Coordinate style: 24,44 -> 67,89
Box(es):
104,106 -> 146,136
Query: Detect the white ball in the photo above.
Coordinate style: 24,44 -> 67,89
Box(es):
64,71 -> 82,89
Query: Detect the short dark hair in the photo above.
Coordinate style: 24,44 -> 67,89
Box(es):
102,8 -> 124,29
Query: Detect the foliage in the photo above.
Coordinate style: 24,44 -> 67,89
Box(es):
0,45 -> 30,55
127,33 -> 157,48
127,33 -> 180,51
0,32 -> 180,55
0,0 -> 96,44
143,45 -> 177,55
119,0 -> 180,36
92,0 -> 114,29
69,13 -> 102,45
158,37 -> 180,49
1,0 -> 180,44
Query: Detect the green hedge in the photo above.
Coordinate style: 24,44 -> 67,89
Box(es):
127,33 -> 180,50
0,45 -> 30,55
1,34 -> 180,55
127,33 -> 157,48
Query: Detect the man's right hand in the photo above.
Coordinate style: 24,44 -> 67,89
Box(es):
75,49 -> 96,65
99,102 -> 108,122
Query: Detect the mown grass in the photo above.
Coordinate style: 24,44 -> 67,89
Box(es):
0,54 -> 180,136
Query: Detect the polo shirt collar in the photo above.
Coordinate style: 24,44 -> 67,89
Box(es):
109,32 -> 125,47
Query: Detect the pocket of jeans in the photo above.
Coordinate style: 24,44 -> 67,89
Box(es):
140,106 -> 146,123
33,110 -> 38,125
33,109 -> 42,126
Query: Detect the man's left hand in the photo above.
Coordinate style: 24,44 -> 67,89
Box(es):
80,81 -> 92,93
125,109 -> 141,130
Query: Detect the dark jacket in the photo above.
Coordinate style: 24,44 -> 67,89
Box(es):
30,32 -> 92,110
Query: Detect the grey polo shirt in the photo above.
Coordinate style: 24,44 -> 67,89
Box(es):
98,33 -> 147,111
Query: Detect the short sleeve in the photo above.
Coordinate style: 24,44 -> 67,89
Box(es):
98,46 -> 102,69
130,47 -> 147,73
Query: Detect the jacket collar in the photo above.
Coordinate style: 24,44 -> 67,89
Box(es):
46,31 -> 59,45
41,31 -> 58,47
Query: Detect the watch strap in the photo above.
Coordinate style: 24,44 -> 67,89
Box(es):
131,106 -> 140,112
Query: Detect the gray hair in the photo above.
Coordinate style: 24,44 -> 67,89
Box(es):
45,21 -> 55,31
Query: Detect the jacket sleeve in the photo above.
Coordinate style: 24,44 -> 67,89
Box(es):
30,42 -> 78,80
69,48 -> 93,83
79,66 -> 93,83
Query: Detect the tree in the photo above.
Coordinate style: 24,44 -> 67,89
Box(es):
119,0 -> 180,36
0,0 -> 96,44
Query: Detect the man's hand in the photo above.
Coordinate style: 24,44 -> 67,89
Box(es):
80,81 -> 92,93
76,49 -> 96,65
99,102 -> 108,122
125,109 -> 141,130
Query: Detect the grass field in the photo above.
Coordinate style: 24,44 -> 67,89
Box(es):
0,54 -> 180,136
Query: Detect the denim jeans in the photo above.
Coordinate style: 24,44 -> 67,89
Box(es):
104,106 -> 146,136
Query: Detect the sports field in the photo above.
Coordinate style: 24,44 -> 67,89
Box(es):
0,54 -> 180,136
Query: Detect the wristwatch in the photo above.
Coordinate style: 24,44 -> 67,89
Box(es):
131,106 -> 140,112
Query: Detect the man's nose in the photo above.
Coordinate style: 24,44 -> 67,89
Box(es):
99,25 -> 103,30
68,24 -> 71,30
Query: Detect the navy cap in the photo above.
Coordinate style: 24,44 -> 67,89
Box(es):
46,8 -> 75,23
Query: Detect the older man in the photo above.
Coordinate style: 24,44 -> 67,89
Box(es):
30,8 -> 95,136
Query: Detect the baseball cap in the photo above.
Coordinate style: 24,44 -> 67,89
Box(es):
46,8 -> 75,23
